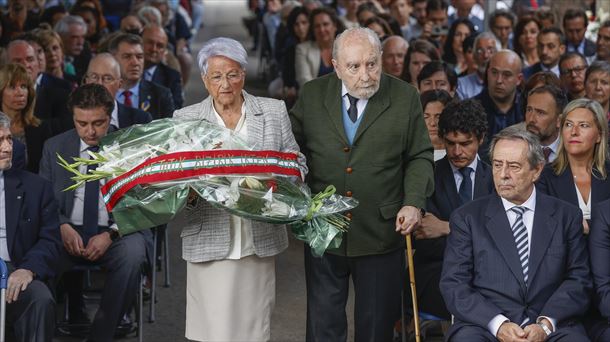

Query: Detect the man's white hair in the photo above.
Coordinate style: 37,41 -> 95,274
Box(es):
332,27 -> 381,61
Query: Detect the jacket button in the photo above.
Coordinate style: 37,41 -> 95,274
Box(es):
345,212 -> 352,219
346,167 -> 353,174
343,147 -> 350,152
346,191 -> 352,197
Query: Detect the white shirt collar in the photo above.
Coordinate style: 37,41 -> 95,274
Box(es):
35,73 -> 43,87
449,155 -> 479,174
541,63 -> 560,77
501,186 -> 537,213
546,135 -> 561,153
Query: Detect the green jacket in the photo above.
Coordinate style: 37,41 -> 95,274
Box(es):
290,73 -> 434,256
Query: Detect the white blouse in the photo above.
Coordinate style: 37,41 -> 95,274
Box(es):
212,104 -> 255,259
574,184 -> 592,220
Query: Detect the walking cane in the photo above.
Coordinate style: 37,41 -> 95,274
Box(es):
0,258 -> 8,342
400,217 -> 421,342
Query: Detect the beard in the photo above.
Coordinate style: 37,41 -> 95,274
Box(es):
347,81 -> 380,100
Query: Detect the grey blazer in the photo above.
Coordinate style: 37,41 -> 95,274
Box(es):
295,41 -> 321,87
173,90 -> 308,263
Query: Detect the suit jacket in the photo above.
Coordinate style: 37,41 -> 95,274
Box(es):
151,63 -> 184,109
117,103 -> 152,128
568,38 -> 597,57
23,122 -> 53,173
440,192 -> 592,337
536,161 -> 610,213
522,62 -> 544,81
172,90 -> 307,263
290,73 -> 434,256
138,79 -> 175,120
35,81 -> 72,136
590,198 -> 610,319
3,168 -> 62,281
295,40 -> 321,87
412,157 -> 494,318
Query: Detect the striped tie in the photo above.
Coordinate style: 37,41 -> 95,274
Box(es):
510,206 -> 529,284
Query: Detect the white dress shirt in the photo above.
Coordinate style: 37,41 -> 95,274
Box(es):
69,140 -> 110,227
449,157 -> 478,196
575,185 -> 592,220
543,136 -> 560,163
110,100 -> 120,128
212,103 -> 255,260
341,84 -> 369,120
488,188 -> 556,336
0,172 -> 9,261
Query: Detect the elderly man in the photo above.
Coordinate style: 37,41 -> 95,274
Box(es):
559,52 -> 588,101
83,53 -> 152,129
0,112 -> 62,342
596,20 -> 610,63
440,126 -> 592,341
109,33 -> 175,120
457,32 -> 498,99
142,24 -> 184,109
39,84 -> 149,341
290,27 -> 434,341
524,85 -> 567,164
381,35 -> 408,78
413,99 -> 494,322
474,50 -> 524,159
54,15 -> 91,81
523,27 -> 566,80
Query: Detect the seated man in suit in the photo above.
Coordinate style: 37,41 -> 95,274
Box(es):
413,99 -> 494,321
39,84 -> 149,341
524,85 -> 567,164
142,24 -> 184,109
523,28 -> 566,80
83,53 -> 152,129
440,126 -> 592,341
109,33 -> 175,120
0,111 -> 62,341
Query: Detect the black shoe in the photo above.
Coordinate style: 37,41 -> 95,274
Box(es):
114,315 -> 136,337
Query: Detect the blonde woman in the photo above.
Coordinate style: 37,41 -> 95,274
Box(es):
537,98 -> 610,234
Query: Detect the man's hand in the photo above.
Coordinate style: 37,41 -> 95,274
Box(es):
60,223 -> 84,257
497,322 -> 528,342
523,323 -> 547,342
395,206 -> 422,235
414,213 -> 450,239
83,232 -> 113,261
6,269 -> 33,304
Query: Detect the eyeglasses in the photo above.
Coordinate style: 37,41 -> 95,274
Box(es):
206,72 -> 244,84
84,73 -> 117,84
560,65 -> 587,76
475,47 -> 496,55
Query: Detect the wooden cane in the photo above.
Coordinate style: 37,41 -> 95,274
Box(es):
400,217 -> 421,342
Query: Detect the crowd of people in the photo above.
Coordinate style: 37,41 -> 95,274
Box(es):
1,0 -> 610,341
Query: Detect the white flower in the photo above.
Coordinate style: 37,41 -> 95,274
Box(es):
262,200 -> 295,218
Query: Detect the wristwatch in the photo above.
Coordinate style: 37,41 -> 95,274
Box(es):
107,229 -> 120,242
537,322 -> 552,336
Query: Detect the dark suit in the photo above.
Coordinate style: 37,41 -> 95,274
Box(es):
117,103 -> 152,128
3,168 -> 62,342
138,79 -> 175,120
39,129 -> 149,341
413,157 -> 494,319
290,73 -> 434,341
568,39 -> 597,58
440,192 -> 592,341
522,62 -> 545,81
150,63 -> 183,109
589,199 -> 610,342
536,162 -> 610,216
35,77 -> 72,136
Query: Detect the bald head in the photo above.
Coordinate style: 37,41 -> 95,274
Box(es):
7,40 -> 40,81
382,36 -> 408,77
142,25 -> 168,67
487,50 -> 524,104
86,53 -> 123,96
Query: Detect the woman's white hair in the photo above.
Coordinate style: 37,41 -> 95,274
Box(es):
197,37 -> 248,75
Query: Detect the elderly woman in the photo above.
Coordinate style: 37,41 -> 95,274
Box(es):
172,37 -> 307,342
0,63 -> 50,172
537,98 -> 610,234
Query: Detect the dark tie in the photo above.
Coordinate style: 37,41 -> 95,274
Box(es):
458,167 -> 473,204
82,145 -> 100,240
347,94 -> 359,123
123,90 -> 133,108
510,206 -> 529,284
542,147 -> 552,163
